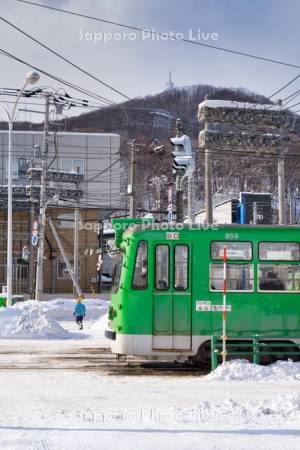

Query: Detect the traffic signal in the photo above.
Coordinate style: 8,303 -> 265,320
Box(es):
170,134 -> 195,174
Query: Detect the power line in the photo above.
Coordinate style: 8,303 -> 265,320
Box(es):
0,48 -> 116,106
0,15 -> 132,102
268,73 -> 300,100
283,93 -> 300,107
15,0 -> 300,70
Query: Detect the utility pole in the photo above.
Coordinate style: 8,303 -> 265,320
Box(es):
73,166 -> 80,293
35,93 -> 50,300
252,202 -> 257,225
187,173 -> 193,224
204,112 -> 213,224
128,140 -> 144,218
289,185 -> 293,225
97,220 -> 103,293
174,119 -> 184,223
277,99 -> 287,225
28,203 -> 35,296
176,173 -> 184,222
129,140 -> 137,218
278,146 -> 286,225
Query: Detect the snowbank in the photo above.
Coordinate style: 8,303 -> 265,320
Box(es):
0,300 -> 69,339
86,313 -> 108,337
35,297 -> 108,321
205,359 -> 300,382
0,298 -> 109,339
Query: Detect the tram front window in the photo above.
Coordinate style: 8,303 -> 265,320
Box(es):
112,252 -> 123,293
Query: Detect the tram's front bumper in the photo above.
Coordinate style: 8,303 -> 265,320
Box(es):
105,328 -> 116,341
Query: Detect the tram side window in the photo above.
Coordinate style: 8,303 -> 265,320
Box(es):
259,264 -> 300,291
155,245 -> 169,290
211,241 -> 252,260
259,242 -> 300,261
210,264 -> 254,291
111,252 -> 123,293
132,241 -> 148,289
174,245 -> 188,290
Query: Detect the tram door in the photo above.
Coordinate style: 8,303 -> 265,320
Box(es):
152,242 -> 192,351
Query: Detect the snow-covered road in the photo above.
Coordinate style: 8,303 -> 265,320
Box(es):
0,299 -> 299,450
0,369 -> 299,450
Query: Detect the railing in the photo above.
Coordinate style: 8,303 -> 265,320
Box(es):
0,264 -> 29,295
211,335 -> 300,371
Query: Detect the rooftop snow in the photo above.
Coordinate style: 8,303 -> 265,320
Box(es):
198,99 -> 281,111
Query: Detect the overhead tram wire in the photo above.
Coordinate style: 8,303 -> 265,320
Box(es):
0,16 -> 132,102
15,0 -> 300,71
0,48 -> 117,106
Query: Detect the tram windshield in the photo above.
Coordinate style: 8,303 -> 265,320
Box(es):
112,252 -> 123,293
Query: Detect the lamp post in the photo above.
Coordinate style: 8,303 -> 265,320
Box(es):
1,71 -> 40,306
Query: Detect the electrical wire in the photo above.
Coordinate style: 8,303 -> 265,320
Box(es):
268,73 -> 300,100
15,0 -> 300,70
0,48 -> 116,105
0,15 -> 132,102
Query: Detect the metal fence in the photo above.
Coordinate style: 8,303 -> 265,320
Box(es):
0,264 -> 29,295
211,335 -> 300,370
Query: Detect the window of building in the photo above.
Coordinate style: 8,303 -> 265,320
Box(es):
259,242 -> 300,261
210,264 -> 254,291
57,258 -> 80,280
174,245 -> 188,291
155,245 -> 169,290
5,157 -> 29,179
258,264 -> 300,291
132,241 -> 148,289
211,241 -> 252,261
60,158 -> 84,174
57,213 -> 76,229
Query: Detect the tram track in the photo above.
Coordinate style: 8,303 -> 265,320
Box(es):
0,346 -> 209,376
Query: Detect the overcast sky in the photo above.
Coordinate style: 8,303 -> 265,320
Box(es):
0,0 -> 300,119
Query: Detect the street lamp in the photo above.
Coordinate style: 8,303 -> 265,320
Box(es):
1,70 -> 40,306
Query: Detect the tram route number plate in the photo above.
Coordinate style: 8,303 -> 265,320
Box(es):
166,232 -> 179,240
196,301 -> 232,312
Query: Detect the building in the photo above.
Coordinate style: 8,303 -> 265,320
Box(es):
0,131 -> 120,296
195,199 -> 239,224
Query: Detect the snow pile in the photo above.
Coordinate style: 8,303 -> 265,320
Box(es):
38,298 -> 108,321
174,393 -> 300,424
206,359 -> 300,382
0,298 -> 109,339
0,300 -> 69,339
86,313 -> 108,337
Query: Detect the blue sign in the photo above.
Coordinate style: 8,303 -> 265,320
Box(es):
31,235 -> 39,246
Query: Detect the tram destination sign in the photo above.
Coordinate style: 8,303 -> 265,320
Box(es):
196,301 -> 232,312
198,100 -> 289,127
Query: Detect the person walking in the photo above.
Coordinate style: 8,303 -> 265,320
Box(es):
73,298 -> 86,330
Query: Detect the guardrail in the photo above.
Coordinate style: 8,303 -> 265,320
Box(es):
211,335 -> 300,371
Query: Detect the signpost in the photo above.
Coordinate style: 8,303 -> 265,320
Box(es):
31,235 -> 39,246
32,218 -> 39,246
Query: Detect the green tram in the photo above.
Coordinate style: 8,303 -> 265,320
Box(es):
105,219 -> 300,362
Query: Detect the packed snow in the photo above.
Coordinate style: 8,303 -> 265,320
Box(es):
198,99 -> 281,110
0,369 -> 299,450
0,298 -> 108,339
206,359 -> 300,382
0,298 -> 299,449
